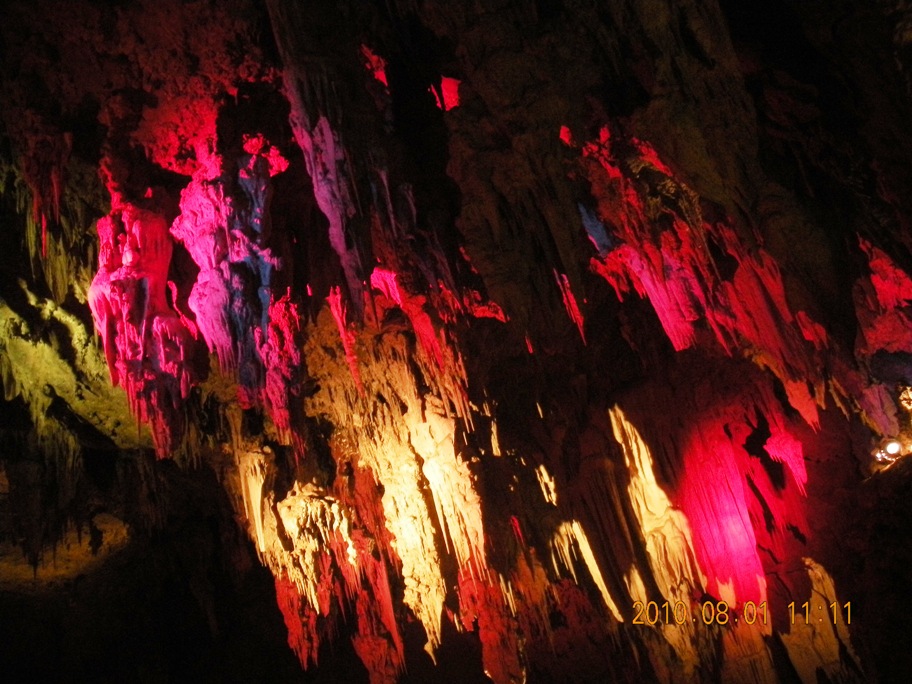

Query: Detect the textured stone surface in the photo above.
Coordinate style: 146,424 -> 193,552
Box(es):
2,0 -> 912,681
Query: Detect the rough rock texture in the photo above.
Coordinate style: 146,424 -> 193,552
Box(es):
2,0 -> 912,682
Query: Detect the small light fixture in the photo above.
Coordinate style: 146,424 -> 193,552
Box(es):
873,437 -> 910,466
874,448 -> 895,464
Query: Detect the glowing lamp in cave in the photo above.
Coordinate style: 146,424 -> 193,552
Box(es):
874,449 -> 893,464
874,438 -> 907,464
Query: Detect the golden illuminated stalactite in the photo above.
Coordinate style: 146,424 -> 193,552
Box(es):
238,450 -> 269,555
274,484 -> 360,611
623,565 -> 648,606
302,300 -> 489,657
360,433 -> 448,655
550,522 -> 580,584
608,406 -> 706,673
490,419 -> 502,457
779,558 -> 861,683
536,464 -> 558,505
233,447 -> 410,677
497,575 -> 517,617
544,428 -> 626,627
362,262 -> 490,646
232,442 -> 362,625
306,311 -> 450,651
550,520 -> 623,621
410,402 -> 487,571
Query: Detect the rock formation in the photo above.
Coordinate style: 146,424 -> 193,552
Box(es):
2,1 -> 912,681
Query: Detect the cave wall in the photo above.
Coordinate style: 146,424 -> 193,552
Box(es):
2,1 -> 912,682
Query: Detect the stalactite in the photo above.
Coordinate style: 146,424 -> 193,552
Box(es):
456,567 -> 524,684
778,558 -> 860,682
719,623 -> 778,684
327,286 -> 364,393
4,1 -> 912,681
16,125 -> 70,262
282,103 -> 364,313
553,270 -> 586,344
550,520 -> 622,621
88,199 -> 197,455
431,77 -> 461,112
301,289 -> 494,660
847,237 -> 912,435
855,237 -> 912,356
170,134 -> 303,448
275,576 -> 321,668
609,406 -> 704,672
411,406 -> 486,571
238,450 -> 269,556
256,292 -> 303,445
0,283 -> 144,448
370,268 -> 447,374
579,125 -> 834,430
360,45 -> 389,88
170,173 -> 236,371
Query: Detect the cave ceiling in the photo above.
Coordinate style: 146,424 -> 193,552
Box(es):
2,1 -> 912,682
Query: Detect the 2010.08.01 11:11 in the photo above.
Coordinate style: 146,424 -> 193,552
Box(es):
788,601 -> 851,625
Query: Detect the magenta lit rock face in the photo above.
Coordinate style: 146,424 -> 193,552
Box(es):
89,199 -> 197,455
258,291 -> 302,442
169,136 -> 303,438
89,130 -> 301,456
171,176 -> 235,371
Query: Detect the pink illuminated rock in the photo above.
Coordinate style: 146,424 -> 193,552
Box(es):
463,290 -> 508,322
431,76 -> 461,111
369,266 -> 445,368
369,268 -> 402,306
256,291 -> 303,443
286,109 -> 364,314
242,133 -> 290,176
678,416 -> 767,605
171,177 -> 235,370
580,126 -> 826,428
170,134 -> 301,441
360,45 -> 389,88
88,198 -> 197,455
328,286 -> 364,392
554,270 -> 586,344
860,238 -> 912,310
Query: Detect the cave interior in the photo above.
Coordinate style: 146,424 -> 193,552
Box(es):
2,1 -> 912,682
